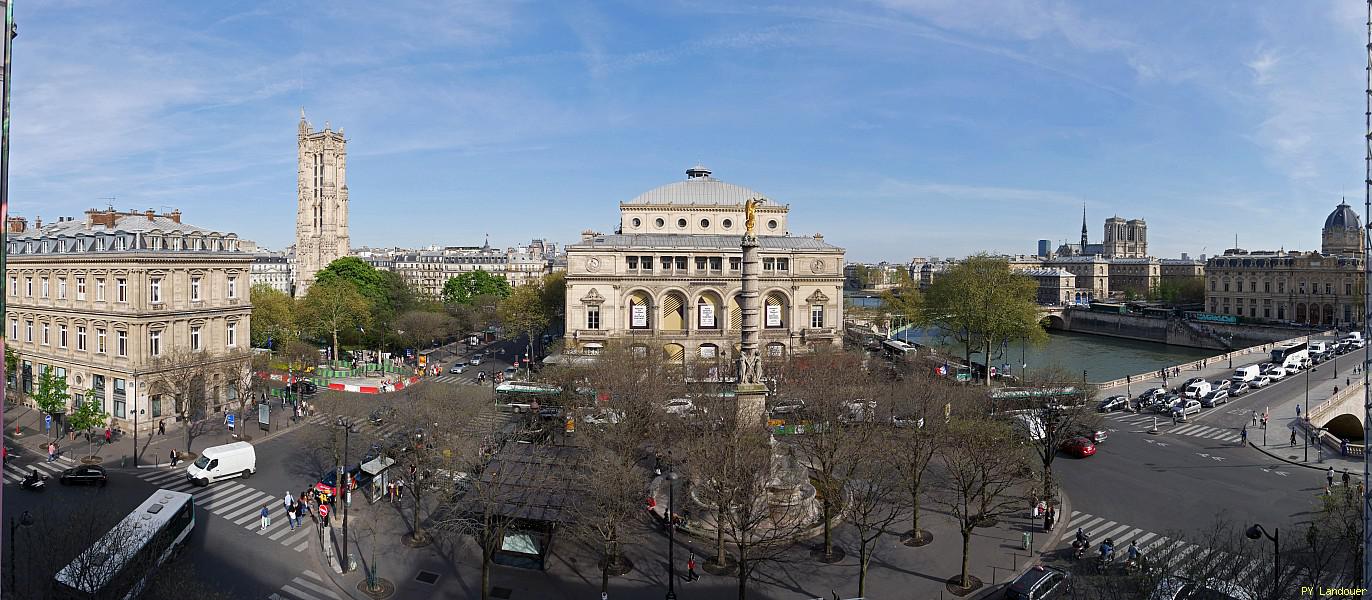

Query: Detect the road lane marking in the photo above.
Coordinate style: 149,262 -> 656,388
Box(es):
1086,520 -> 1118,538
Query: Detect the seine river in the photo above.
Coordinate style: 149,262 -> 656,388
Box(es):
847,293 -> 1223,382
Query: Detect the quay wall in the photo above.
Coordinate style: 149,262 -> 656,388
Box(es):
1053,309 -> 1318,351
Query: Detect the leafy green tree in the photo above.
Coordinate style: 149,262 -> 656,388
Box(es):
314,256 -> 387,303
538,271 -> 565,321
1153,276 -> 1206,305
442,270 -> 512,305
923,255 -> 1046,385
498,283 -> 550,365
32,368 -> 71,419
68,390 -> 109,458
250,284 -> 296,348
879,270 -> 923,333
301,278 -> 372,362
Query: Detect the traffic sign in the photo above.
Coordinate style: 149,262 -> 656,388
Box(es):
226,413 -> 236,430
44,414 -> 52,431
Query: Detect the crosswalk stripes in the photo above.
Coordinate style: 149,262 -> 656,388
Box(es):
1103,413 -> 1242,443
132,468 -> 314,553
1064,510 -> 1294,584
2,454 -> 76,483
431,372 -> 485,386
269,569 -> 341,600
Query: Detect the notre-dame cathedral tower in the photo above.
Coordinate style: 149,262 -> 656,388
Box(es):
293,110 -> 351,297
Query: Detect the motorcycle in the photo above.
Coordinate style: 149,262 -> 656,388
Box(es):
21,472 -> 48,491
1071,538 -> 1089,560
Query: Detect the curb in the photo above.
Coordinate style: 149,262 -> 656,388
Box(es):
976,490 -> 1073,599
1246,441 -> 1361,476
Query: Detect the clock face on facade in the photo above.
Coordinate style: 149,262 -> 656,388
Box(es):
586,257 -> 601,272
811,259 -> 825,274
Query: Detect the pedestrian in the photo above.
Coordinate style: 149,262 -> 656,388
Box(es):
1044,507 -> 1055,532
1342,469 -> 1351,488
1343,438 -> 1350,457
283,491 -> 294,515
1297,404 -> 1302,419
170,449 -> 178,467
158,420 -> 165,436
1241,426 -> 1248,445
686,552 -> 699,582
1291,429 -> 1298,447
1328,467 -> 1336,492
103,427 -> 112,444
1252,411 -> 1258,427
46,442 -> 56,463
1261,415 -> 1268,430
1348,378 -> 1352,387
395,477 -> 405,502
260,504 -> 271,531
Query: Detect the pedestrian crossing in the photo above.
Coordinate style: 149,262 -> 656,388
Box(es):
134,468 -> 317,553
431,372 -> 487,386
268,569 -> 341,600
1103,413 -> 1242,443
2,454 -> 75,483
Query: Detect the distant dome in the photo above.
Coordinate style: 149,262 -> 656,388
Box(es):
1325,202 -> 1361,230
625,166 -> 766,206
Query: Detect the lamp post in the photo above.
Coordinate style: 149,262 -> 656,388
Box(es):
132,407 -> 145,467
1244,523 -> 1278,598
665,468 -> 679,600
1305,366 -> 1311,462
336,417 -> 353,572
8,510 -> 32,591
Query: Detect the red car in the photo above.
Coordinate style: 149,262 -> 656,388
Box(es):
1061,436 -> 1096,458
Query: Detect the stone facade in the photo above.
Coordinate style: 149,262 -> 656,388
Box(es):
5,209 -> 252,435
357,239 -> 559,299
250,250 -> 292,294
1104,257 -> 1160,296
293,112 -> 350,297
1020,268 -> 1077,305
1204,203 -> 1365,326
1102,217 -> 1148,258
563,166 -> 845,361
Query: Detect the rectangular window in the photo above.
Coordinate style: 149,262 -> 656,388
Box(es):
586,306 -> 601,330
1348,283 -> 1354,295
695,257 -> 707,271
811,305 -> 825,328
1278,281 -> 1285,294
116,330 -> 127,357
76,277 -> 86,300
57,279 -> 66,299
777,258 -> 788,272
25,321 -> 32,343
763,258 -> 775,271
116,278 -> 127,302
226,323 -> 237,347
58,325 -> 67,348
97,329 -> 107,354
627,256 -> 638,270
641,256 -> 653,271
24,277 -> 31,297
76,326 -> 86,351
41,323 -> 49,345
660,256 -> 672,270
190,326 -> 201,351
151,396 -> 161,418
191,277 -> 201,301
709,257 -> 722,271
729,257 -> 741,271
149,330 -> 161,356
1249,281 -> 1256,292
113,378 -> 126,419
1299,283 -> 1306,294
149,278 -> 161,303
7,276 -> 13,296
1326,283 -> 1333,295
96,278 -> 106,301
674,257 -> 687,270
40,278 -> 48,298
1264,281 -> 1271,293
227,276 -> 237,298
8,319 -> 15,340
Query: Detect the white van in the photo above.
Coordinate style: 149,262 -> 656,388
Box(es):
1344,332 -> 1364,343
1308,341 -> 1328,354
1008,413 -> 1046,441
186,441 -> 256,486
1231,365 -> 1261,384
1184,380 -> 1212,399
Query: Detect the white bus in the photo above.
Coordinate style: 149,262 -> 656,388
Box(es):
495,381 -> 563,412
53,489 -> 195,599
1271,342 -> 1309,370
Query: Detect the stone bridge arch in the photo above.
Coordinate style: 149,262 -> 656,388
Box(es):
1040,314 -> 1067,330
1324,413 -> 1364,441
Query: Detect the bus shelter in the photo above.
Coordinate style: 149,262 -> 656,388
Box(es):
455,443 -> 586,570
360,456 -> 396,504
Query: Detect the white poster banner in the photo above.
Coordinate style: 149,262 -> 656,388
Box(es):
699,304 -> 716,328
700,345 -> 717,358
765,304 -> 782,327
631,304 -> 648,328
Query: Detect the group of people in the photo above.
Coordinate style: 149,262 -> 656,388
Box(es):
257,488 -> 340,533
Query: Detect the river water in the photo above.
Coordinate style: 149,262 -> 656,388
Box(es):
846,293 -> 1222,382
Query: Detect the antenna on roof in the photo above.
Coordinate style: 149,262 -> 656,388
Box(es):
98,196 -> 116,209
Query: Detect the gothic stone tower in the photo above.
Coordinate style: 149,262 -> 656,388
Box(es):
294,111 -> 351,297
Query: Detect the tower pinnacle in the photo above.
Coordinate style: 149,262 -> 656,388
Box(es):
1079,204 -> 1088,249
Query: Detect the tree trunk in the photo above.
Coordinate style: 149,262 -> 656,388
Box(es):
481,548 -> 491,600
959,526 -> 972,587
600,545 -> 609,595
858,540 -> 870,598
822,499 -> 833,558
911,483 -> 922,539
984,339 -> 993,386
332,330 -> 339,366
737,545 -> 748,600
715,500 -> 727,566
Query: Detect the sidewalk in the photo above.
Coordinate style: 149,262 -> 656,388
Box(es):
2,401 -> 304,468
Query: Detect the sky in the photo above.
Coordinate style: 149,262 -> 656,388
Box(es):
10,1 -> 1372,262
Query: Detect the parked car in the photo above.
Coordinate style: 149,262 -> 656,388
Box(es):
503,366 -> 518,379
1097,395 -> 1129,412
664,398 -> 697,416
840,400 -> 878,423
1172,399 -> 1203,419
1229,382 -> 1251,397
60,464 -> 108,487
1152,395 -> 1183,414
1183,377 -> 1205,387
287,380 -> 318,396
1250,375 -> 1272,388
891,414 -> 925,428
449,364 -> 465,374
1263,367 -> 1287,381
581,408 -> 624,426
1061,437 -> 1097,458
314,466 -> 361,499
1004,565 -> 1070,599
1137,388 -> 1166,402
1200,388 -> 1230,408
769,398 -> 807,415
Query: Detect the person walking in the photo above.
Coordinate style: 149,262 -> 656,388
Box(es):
46,442 -> 56,463
260,504 -> 271,531
103,427 -> 112,445
1044,506 -> 1056,532
158,420 -> 165,436
1342,469 -> 1351,489
1252,411 -> 1258,427
1296,404 -> 1302,419
170,449 -> 178,467
1291,429 -> 1298,447
1240,426 -> 1248,445
1327,467 -> 1336,494
686,552 -> 699,582
283,491 -> 295,528
395,477 -> 405,502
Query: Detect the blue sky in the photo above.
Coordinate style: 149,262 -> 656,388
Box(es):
11,1 -> 1370,261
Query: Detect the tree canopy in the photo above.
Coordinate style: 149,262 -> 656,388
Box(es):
442,270 -> 513,305
300,277 -> 372,361
249,284 -> 295,348
923,255 -> 1046,384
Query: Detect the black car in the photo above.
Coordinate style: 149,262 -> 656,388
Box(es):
60,464 -> 108,487
1004,565 -> 1068,599
1097,396 -> 1129,412
287,380 -> 318,396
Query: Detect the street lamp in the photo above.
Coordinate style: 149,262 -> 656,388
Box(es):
9,510 -> 32,591
132,407 -> 145,467
1306,366 -> 1312,462
1244,523 -> 1279,598
665,468 -> 679,600
336,417 -> 354,572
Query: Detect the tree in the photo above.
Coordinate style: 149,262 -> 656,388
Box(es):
148,350 -> 218,455
498,283 -> 550,364
568,435 -> 646,596
846,429 -> 906,598
1154,276 -> 1205,305
923,255 -> 1046,385
442,271 -> 512,305
250,284 -> 296,348
879,270 -> 923,332
226,349 -> 266,441
31,368 -> 71,424
1017,367 -> 1102,500
314,256 -> 388,304
394,310 -> 460,351
300,278 -> 372,362
933,416 -> 1033,591
887,373 -> 953,546
67,390 -> 109,459
538,271 -> 565,322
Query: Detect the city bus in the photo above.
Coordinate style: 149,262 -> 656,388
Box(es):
881,339 -> 916,359
53,489 -> 195,599
1271,342 -> 1309,370
495,381 -> 563,412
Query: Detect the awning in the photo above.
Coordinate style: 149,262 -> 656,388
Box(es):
361,456 -> 396,476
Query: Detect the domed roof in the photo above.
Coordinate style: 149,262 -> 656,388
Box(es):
1325,202 -> 1361,230
625,166 -> 766,206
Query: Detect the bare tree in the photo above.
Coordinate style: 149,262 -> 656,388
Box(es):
932,415 -> 1033,592
845,425 -> 906,598
566,434 -> 647,596
1014,367 -> 1102,500
887,373 -> 952,546
148,349 -> 218,455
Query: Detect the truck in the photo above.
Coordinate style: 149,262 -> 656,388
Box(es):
185,441 -> 256,486
1230,364 -> 1261,383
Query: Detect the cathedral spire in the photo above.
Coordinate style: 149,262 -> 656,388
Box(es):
1079,204 -> 1088,248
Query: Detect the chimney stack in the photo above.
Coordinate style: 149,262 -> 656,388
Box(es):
145,209 -> 156,221
169,209 -> 181,224
33,216 -> 41,229
6,216 -> 26,234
